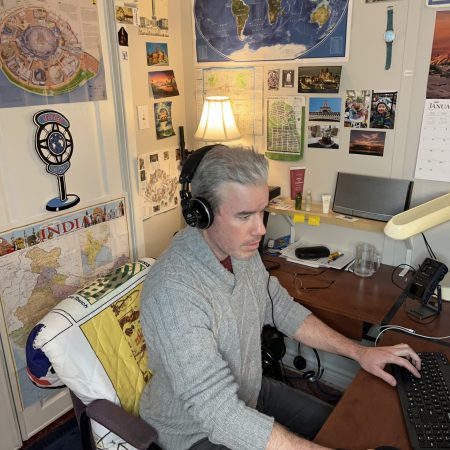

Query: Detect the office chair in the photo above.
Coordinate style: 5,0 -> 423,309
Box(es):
26,258 -> 162,450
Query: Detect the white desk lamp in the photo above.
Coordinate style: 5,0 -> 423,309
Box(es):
194,96 -> 241,142
384,192 -> 450,301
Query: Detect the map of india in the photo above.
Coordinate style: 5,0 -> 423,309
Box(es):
0,199 -> 129,409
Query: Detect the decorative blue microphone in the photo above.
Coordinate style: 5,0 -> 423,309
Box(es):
33,110 -> 80,212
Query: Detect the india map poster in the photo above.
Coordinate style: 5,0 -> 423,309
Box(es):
0,198 -> 130,408
0,0 -> 107,108
193,0 -> 352,63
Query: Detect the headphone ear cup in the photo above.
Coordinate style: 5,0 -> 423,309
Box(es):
183,197 -> 214,229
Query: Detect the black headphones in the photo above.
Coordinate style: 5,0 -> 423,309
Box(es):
179,145 -> 220,229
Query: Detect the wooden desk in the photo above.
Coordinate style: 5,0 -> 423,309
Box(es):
263,255 -> 403,340
314,333 -> 450,450
264,255 -> 450,449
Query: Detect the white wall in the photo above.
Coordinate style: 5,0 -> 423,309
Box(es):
180,1 -> 450,274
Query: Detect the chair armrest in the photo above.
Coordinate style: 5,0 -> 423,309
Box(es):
86,399 -> 159,450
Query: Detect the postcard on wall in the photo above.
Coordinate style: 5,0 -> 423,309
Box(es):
266,96 -> 305,161
309,97 -> 341,122
427,11 -> 450,99
115,6 -> 138,25
153,101 -> 175,139
148,70 -> 179,99
146,42 -> 169,66
282,70 -> 295,88
349,130 -> 385,157
138,148 -> 179,219
193,0 -> 352,63
267,69 -> 280,90
415,99 -> 450,182
308,124 -> 339,149
344,90 -> 370,128
298,66 -> 342,94
370,91 -> 397,129
138,0 -> 169,36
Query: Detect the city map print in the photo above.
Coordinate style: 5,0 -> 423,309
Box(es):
0,0 -> 107,107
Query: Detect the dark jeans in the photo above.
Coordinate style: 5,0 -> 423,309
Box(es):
188,376 -> 334,449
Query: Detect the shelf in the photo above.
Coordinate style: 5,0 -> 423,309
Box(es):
266,198 -> 386,234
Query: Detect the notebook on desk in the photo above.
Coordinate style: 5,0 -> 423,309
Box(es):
280,241 -> 355,269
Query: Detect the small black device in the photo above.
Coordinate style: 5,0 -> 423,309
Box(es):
405,258 -> 448,320
332,172 -> 413,222
179,145 -> 219,229
295,246 -> 330,260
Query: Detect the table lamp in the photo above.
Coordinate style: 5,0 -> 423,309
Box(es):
384,192 -> 450,302
194,96 -> 241,142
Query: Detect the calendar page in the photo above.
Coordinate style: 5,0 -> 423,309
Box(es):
415,99 -> 450,182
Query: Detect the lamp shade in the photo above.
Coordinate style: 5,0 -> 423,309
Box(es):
384,192 -> 450,240
194,96 -> 241,142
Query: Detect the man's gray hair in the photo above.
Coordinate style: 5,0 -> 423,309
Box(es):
191,145 -> 268,213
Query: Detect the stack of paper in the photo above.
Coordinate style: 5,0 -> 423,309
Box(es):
280,241 -> 354,269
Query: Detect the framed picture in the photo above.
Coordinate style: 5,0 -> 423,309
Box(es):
425,0 -> 450,6
193,0 -> 353,63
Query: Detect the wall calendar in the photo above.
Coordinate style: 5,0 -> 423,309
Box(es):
415,99 -> 450,183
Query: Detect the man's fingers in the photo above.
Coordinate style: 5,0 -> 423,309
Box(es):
391,353 -> 421,378
392,343 -> 422,370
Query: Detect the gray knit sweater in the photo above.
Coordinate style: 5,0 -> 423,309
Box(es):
139,227 -> 311,450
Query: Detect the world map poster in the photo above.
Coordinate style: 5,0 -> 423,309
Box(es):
193,0 -> 352,63
0,0 -> 107,108
0,198 -> 130,408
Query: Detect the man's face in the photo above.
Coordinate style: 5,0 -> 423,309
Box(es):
202,182 -> 269,261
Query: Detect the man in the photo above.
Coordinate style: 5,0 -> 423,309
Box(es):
139,145 -> 421,450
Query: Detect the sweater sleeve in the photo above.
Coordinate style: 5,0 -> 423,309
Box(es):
142,282 -> 274,450
263,264 -> 312,338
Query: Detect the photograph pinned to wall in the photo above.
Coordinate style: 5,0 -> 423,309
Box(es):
298,66 -> 342,94
193,0 -> 352,63
115,6 -> 138,24
308,124 -> 339,149
282,70 -> 295,88
138,0 -> 169,36
267,69 -> 280,90
138,147 -> 179,219
370,91 -> 397,129
309,97 -> 341,122
153,101 -> 175,139
349,130 -> 385,157
344,90 -> 370,128
427,11 -> 450,99
146,42 -> 169,66
266,96 -> 305,161
148,70 -> 179,99
0,0 -> 107,107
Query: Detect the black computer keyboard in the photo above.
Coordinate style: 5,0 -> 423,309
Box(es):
392,352 -> 450,449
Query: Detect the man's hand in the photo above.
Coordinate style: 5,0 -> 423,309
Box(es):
354,343 -> 421,386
